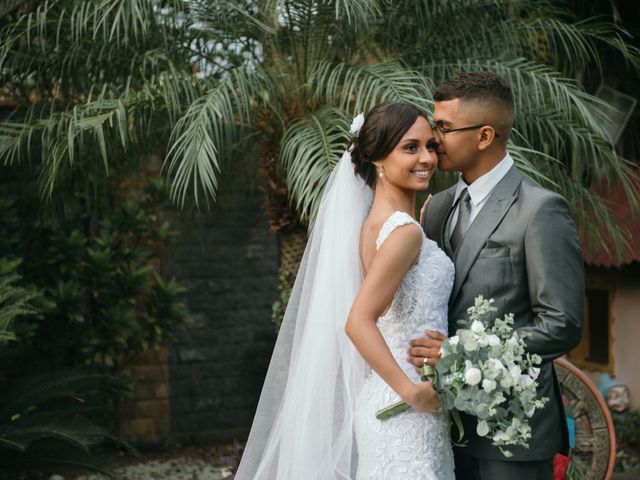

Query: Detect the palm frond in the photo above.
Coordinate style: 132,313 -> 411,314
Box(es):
0,259 -> 38,346
165,68 -> 280,207
265,0 -> 382,28
2,71 -> 204,198
0,371 -> 132,479
279,107 -> 351,223
310,61 -> 434,114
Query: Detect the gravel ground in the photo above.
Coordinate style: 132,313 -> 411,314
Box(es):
43,444 -> 243,480
74,458 -> 233,480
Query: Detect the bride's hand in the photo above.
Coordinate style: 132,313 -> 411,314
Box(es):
403,381 -> 440,413
419,194 -> 433,225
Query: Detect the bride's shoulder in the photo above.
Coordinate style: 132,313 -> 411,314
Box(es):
376,211 -> 422,250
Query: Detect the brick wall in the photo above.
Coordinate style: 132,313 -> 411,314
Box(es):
166,190 -> 279,445
120,347 -> 171,445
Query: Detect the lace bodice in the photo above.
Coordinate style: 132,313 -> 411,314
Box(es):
354,211 -> 455,480
375,211 -> 454,353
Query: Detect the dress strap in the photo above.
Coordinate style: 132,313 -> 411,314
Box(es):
375,211 -> 420,251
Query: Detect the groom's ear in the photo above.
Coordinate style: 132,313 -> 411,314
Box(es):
477,126 -> 498,151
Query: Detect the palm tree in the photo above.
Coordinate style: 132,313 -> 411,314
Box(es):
377,0 -> 640,258
1,0 -> 638,320
0,0 -> 435,327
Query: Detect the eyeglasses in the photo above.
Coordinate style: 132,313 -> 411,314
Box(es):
431,123 -> 500,139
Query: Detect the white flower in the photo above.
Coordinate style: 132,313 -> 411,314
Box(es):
463,337 -> 478,352
349,113 -> 365,135
525,407 -> 536,418
493,431 -> 511,443
500,374 -> 513,388
509,366 -> 522,384
519,374 -> 534,388
471,320 -> 485,334
530,366 -> 541,379
465,367 -> 482,386
449,335 -> 459,346
483,358 -> 505,379
487,334 -> 501,347
482,379 -> 497,393
489,358 -> 505,371
477,421 -> 490,437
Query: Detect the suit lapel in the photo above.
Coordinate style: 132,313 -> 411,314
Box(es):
449,166 -> 523,305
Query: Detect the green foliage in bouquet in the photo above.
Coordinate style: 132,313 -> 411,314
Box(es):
435,296 -> 548,457
376,296 -> 547,458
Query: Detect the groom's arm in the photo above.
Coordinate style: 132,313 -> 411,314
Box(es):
520,193 -> 584,363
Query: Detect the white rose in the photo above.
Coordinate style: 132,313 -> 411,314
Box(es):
471,320 -> 485,334
349,113 -> 365,134
449,335 -> 459,346
465,367 -> 482,386
463,338 -> 478,352
482,379 -> 497,393
476,421 -> 490,437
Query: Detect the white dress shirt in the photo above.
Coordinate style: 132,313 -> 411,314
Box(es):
448,153 -> 514,236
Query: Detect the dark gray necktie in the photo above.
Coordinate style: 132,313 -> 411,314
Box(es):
450,188 -> 471,253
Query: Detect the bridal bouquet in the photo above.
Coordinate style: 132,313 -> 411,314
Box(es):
376,295 -> 548,457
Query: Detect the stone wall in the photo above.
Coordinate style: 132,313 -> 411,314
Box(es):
166,190 -> 279,445
120,347 -> 171,445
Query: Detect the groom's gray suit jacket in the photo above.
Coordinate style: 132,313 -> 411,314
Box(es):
422,165 -> 584,461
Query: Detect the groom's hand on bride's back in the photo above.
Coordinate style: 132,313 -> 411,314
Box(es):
407,330 -> 446,372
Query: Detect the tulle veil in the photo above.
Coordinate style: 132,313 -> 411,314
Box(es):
234,149 -> 373,479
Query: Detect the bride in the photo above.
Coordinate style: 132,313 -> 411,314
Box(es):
235,103 -> 455,479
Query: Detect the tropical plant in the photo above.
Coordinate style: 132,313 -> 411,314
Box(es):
0,176 -> 187,373
0,258 -> 128,479
614,409 -> 640,473
379,0 -> 640,257
0,258 -> 37,350
1,0 -> 639,316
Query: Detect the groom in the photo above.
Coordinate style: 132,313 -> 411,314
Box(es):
410,72 -> 584,479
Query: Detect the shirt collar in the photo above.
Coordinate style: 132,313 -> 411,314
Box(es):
453,153 -> 514,206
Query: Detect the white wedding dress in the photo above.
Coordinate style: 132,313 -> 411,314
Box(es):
354,211 -> 456,480
235,154 -> 456,480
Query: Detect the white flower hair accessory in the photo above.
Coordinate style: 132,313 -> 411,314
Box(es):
349,113 -> 365,136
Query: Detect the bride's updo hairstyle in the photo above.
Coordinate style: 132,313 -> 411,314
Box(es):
349,102 -> 428,188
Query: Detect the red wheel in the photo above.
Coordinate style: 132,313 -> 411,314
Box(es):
554,358 -> 616,480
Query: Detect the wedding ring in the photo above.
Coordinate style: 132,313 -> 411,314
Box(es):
422,357 -> 429,365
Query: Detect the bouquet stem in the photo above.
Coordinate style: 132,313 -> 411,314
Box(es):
375,400 -> 411,420
375,364 -> 433,420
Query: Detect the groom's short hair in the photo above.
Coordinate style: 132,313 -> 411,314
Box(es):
434,72 -> 515,136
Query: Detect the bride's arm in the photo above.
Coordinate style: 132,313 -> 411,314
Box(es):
345,224 -> 439,413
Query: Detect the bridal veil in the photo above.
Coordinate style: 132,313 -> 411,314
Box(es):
235,149 -> 373,479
